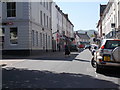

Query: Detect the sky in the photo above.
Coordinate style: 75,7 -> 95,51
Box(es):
54,1 -> 108,31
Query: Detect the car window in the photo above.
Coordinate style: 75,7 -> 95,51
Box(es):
105,40 -> 120,49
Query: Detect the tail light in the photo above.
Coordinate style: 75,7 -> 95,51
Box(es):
99,45 -> 104,55
101,45 -> 105,49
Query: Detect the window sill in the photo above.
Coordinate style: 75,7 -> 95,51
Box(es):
7,17 -> 16,20
10,44 -> 18,46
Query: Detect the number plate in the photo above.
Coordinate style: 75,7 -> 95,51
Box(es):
104,56 -> 110,61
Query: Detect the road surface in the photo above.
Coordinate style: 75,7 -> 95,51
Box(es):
1,49 -> 120,88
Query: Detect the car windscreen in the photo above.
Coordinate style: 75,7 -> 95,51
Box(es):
105,40 -> 120,49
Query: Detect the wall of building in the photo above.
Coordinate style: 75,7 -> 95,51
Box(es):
1,1 -> 74,54
101,2 -> 114,36
29,2 -> 52,51
118,1 -> 120,28
0,2 -> 3,49
1,2 -> 52,55
2,2 -> 30,50
62,14 -> 66,36
99,0 -> 120,39
51,2 -> 59,51
75,34 -> 80,45
51,3 -> 74,51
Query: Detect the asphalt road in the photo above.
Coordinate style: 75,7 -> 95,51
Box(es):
2,49 -> 120,89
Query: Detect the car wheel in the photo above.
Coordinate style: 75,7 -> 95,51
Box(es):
91,57 -> 96,68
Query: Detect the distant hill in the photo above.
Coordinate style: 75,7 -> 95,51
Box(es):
76,30 -> 98,37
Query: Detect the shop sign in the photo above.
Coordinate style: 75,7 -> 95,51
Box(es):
2,22 -> 13,25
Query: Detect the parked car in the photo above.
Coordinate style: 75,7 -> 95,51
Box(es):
70,44 -> 78,51
78,44 -> 85,48
92,39 -> 120,73
84,44 -> 91,49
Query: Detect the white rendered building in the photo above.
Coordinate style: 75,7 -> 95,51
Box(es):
52,2 -> 74,51
1,1 -> 52,55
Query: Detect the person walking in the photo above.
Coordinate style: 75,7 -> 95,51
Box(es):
64,44 -> 70,56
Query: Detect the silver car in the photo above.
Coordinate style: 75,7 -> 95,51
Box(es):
92,39 -> 120,73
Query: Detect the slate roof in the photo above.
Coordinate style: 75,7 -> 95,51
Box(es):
76,33 -> 90,40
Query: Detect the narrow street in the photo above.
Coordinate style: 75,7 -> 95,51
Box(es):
2,49 -> 120,88
1,1 -> 120,89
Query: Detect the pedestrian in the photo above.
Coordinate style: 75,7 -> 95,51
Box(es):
64,44 -> 70,56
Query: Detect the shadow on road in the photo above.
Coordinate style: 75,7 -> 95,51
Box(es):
97,67 -> 120,78
2,67 -> 119,88
90,57 -> 120,78
29,54 -> 79,61
2,52 -> 79,61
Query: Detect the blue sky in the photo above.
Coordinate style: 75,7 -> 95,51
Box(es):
55,1 -> 108,31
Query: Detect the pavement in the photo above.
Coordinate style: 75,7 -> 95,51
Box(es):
0,50 -> 80,67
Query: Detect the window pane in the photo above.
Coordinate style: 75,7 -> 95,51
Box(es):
12,10 -> 16,17
40,11 -> 42,25
2,28 -> 5,35
2,28 -> 5,48
32,30 -> 34,46
44,13 -> 46,26
7,3 -> 11,9
43,2 -> 45,7
46,34 -> 47,49
36,31 -> 38,46
47,16 -> 48,28
7,10 -> 12,17
7,2 -> 16,17
46,2 -> 48,10
11,2 -> 16,9
43,34 -> 45,47
0,28 -> 5,48
48,36 -> 50,48
105,40 -> 120,49
40,33 -> 42,47
10,28 -> 18,44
